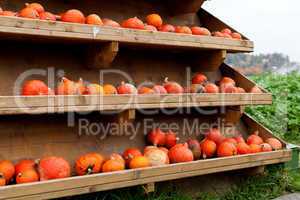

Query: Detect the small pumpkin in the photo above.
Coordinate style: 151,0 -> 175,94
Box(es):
247,131 -> 263,145
38,156 -> 71,181
147,128 -> 166,146
168,143 -> 194,163
201,139 -> 217,159
123,148 -> 142,166
102,159 -> 125,172
129,156 -> 150,169
16,169 -> 39,184
0,160 -> 15,183
217,142 -> 237,157
15,159 -> 36,175
75,153 -> 104,175
144,148 -> 169,166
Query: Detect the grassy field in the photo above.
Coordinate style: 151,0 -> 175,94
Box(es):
62,72 -> 300,200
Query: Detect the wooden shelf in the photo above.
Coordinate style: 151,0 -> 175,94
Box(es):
0,150 -> 291,200
0,93 -> 272,115
0,16 -> 253,53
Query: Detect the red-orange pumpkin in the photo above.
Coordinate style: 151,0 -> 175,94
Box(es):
22,80 -> 52,96
217,142 -> 237,157
123,148 -> 142,166
0,160 -> 15,183
206,128 -> 224,145
16,169 -> 39,184
201,139 -> 217,159
147,128 -> 166,146
38,156 -> 71,181
15,159 -> 36,175
61,9 -> 85,24
102,159 -> 125,172
165,130 -> 178,149
236,142 -> 251,155
75,153 -> 104,175
129,156 -> 150,169
121,17 -> 144,30
266,138 -> 283,150
168,143 -> 194,163
247,131 -> 263,145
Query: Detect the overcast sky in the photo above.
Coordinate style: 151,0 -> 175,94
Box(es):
203,0 -> 300,62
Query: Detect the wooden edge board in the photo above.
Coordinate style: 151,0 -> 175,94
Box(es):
0,16 -> 253,53
0,93 -> 272,108
0,100 -> 273,115
0,150 -> 291,199
10,157 -> 290,200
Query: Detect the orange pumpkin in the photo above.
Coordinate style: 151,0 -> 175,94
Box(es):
266,138 -> 282,150
25,3 -> 44,13
168,143 -> 194,163
217,142 -> 237,157
39,12 -> 56,21
38,156 -> 71,181
86,14 -> 103,25
123,148 -> 142,166
129,156 -> 150,169
201,139 -> 217,159
206,128 -> 224,145
175,26 -> 192,34
249,144 -> 262,154
75,153 -> 104,175
103,84 -> 117,95
261,143 -> 272,152
109,153 -> 125,165
102,18 -> 120,27
138,86 -> 155,95
0,160 -> 15,183
102,159 -> 125,172
15,159 -> 36,175
22,80 -> 52,96
247,131 -> 263,145
84,84 -> 104,95
146,14 -> 163,28
147,128 -> 166,146
61,9 -> 85,24
222,138 -> 238,146
236,142 -> 251,155
16,169 -> 39,184
121,17 -> 144,30
0,11 -> 16,16
18,7 -> 39,19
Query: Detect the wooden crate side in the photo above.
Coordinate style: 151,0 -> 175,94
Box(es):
198,9 -> 251,41
0,150 -> 291,200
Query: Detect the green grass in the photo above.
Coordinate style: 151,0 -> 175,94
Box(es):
246,72 -> 300,144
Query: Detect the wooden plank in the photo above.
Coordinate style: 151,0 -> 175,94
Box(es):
0,153 -> 291,200
0,16 -> 253,53
0,93 -> 272,115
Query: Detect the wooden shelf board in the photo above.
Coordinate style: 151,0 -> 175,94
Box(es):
0,16 -> 253,53
0,150 -> 291,200
0,93 -> 272,115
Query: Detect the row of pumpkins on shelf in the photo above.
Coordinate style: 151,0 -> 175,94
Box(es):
0,3 -> 243,39
21,73 -> 263,96
0,128 -> 283,186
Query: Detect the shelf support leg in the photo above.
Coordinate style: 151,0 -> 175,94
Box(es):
143,182 -> 155,194
191,50 -> 227,72
86,41 -> 119,68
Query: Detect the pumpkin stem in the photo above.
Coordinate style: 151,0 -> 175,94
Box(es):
87,166 -> 94,175
164,77 -> 169,83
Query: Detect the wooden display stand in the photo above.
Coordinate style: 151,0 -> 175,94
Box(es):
0,0 -> 291,199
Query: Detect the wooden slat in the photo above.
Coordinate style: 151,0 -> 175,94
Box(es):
0,93 -> 272,115
0,16 -> 253,53
0,150 -> 291,200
